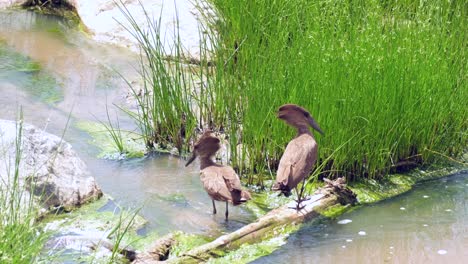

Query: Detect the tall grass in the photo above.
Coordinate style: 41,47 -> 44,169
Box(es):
206,0 -> 467,181
0,114 -> 51,263
119,1 -> 466,182
117,2 -> 199,154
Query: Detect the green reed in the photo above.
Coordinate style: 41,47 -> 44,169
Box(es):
117,2 -> 198,154
119,0 -> 466,182
206,0 -> 467,181
0,113 -> 51,263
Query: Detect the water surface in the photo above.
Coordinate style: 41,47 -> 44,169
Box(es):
254,172 -> 468,264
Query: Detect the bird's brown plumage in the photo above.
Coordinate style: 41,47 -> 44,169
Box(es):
186,131 -> 251,219
272,104 -> 323,196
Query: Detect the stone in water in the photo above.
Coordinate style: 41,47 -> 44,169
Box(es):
400,207 -> 406,210
358,231 -> 366,236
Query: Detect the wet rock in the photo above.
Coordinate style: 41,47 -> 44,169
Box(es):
0,119 -> 102,213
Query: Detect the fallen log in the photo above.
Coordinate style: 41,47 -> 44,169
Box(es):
132,178 -> 357,263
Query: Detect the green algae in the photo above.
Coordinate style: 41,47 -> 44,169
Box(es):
349,166 -> 464,204
0,42 -> 63,104
0,42 -> 41,73
41,195 -> 146,232
75,120 -> 145,159
168,232 -> 212,258
41,194 -> 153,263
319,204 -> 352,219
23,73 -> 62,104
155,193 -> 189,206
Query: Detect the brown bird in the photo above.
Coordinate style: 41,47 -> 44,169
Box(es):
272,104 -> 324,197
185,131 -> 251,220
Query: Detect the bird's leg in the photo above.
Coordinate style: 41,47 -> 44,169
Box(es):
225,201 -> 229,221
295,176 -> 308,211
212,200 -> 217,215
294,187 -> 305,210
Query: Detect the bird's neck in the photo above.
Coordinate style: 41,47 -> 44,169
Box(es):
296,126 -> 312,137
200,156 -> 216,170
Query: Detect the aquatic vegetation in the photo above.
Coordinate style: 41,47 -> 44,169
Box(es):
0,43 -> 63,104
42,195 -> 151,263
207,0 -> 467,182
0,42 -> 41,73
349,166 -> 463,204
118,0 -> 466,185
75,120 -> 145,159
117,2 -> 199,155
206,227 -> 296,264
168,232 -> 211,258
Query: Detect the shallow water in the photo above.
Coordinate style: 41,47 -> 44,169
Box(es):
0,10 -> 254,237
254,172 -> 468,264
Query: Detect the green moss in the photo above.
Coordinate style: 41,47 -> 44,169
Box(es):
0,43 -> 41,73
75,120 -> 146,159
319,204 -> 352,219
24,73 -> 62,104
207,224 -> 299,264
41,195 -> 146,231
349,166 -> 464,204
169,232 -> 212,258
0,43 -> 63,104
245,181 -> 291,218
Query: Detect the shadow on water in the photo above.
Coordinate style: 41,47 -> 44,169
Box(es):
254,172 -> 468,264
0,9 -> 255,238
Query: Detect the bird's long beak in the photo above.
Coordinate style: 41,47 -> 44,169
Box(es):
308,117 -> 324,135
185,152 -> 197,167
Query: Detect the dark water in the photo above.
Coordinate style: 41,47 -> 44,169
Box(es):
254,172 -> 468,264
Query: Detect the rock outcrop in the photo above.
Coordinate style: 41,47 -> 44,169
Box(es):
0,119 -> 102,213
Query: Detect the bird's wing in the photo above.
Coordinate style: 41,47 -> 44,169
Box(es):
276,136 -> 317,187
221,166 -> 243,192
200,170 -> 220,192
200,169 -> 231,202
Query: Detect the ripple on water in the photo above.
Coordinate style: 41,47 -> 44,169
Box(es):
400,207 -> 406,210
346,239 -> 353,243
358,231 -> 366,236
337,219 -> 352,224
423,195 -> 429,198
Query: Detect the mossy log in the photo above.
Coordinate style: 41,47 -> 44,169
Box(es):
133,178 -> 356,263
